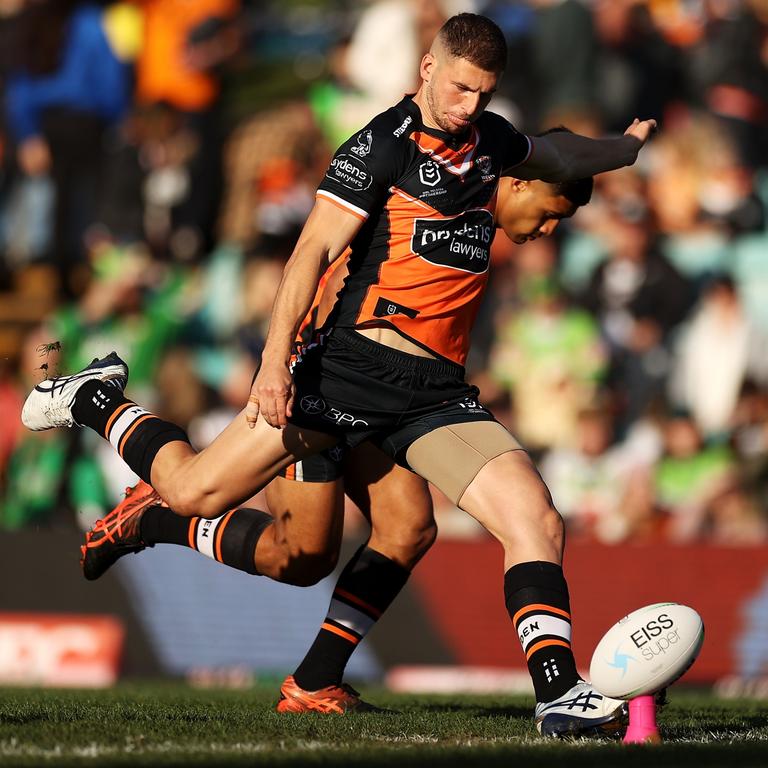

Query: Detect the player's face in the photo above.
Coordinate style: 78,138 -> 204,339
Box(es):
421,51 -> 499,134
498,181 -> 578,244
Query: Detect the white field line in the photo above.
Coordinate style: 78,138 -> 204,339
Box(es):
2,730 -> 767,759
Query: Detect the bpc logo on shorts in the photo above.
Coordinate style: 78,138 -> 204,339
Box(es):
300,395 -> 326,415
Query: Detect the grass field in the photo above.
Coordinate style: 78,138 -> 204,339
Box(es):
1,684 -> 767,767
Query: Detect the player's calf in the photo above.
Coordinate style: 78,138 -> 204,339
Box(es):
260,542 -> 340,586
81,481 -> 274,579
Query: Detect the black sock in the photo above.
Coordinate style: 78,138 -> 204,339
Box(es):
504,561 -> 580,702
139,506 -> 189,547
140,506 -> 272,575
72,380 -> 190,483
72,379 -> 130,434
293,545 -> 410,691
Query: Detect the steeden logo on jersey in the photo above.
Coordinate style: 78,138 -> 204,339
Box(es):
327,154 -> 373,192
393,116 -> 412,137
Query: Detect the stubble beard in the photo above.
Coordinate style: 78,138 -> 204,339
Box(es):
425,81 -> 458,135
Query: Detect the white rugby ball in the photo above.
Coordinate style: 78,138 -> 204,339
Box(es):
589,602 -> 704,699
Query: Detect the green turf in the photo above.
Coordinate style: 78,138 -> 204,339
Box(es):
0,684 -> 767,767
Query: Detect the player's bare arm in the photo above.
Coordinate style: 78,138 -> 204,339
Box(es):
249,199 -> 364,429
511,117 -> 658,182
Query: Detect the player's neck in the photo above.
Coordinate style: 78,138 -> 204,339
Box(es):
411,88 -> 439,131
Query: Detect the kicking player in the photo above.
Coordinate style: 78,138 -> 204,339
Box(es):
80,168 -> 593,715
22,13 -> 656,736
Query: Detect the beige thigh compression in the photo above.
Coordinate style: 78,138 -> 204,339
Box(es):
405,421 -> 523,505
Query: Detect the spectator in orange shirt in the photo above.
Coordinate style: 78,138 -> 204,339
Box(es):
134,0 -> 241,259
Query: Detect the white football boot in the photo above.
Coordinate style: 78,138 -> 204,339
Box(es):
21,352 -> 129,431
535,680 -> 627,738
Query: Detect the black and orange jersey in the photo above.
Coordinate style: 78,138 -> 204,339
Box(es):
316,95 -> 531,365
296,251 -> 349,348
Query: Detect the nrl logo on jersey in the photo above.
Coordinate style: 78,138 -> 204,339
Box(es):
350,129 -> 373,158
419,160 -> 442,187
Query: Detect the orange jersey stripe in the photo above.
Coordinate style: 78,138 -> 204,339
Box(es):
321,622 -> 360,645
188,518 -> 199,550
214,509 -> 237,563
316,190 -> 368,221
104,402 -> 133,440
525,638 -> 571,660
118,414 -> 157,458
512,603 -> 571,627
334,588 -> 382,618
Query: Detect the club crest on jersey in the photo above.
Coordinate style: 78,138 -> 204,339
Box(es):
476,155 -> 491,174
419,160 -> 442,187
350,129 -> 372,158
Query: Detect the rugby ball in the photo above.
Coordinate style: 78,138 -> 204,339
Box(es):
589,602 -> 704,699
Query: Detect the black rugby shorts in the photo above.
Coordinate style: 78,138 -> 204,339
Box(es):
288,328 -> 497,466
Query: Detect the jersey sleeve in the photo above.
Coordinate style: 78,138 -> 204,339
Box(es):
499,120 -> 533,173
316,122 -> 402,221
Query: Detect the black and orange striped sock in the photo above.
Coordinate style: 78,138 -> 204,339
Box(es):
504,561 -> 580,702
139,506 -> 272,574
72,381 -> 189,483
293,545 -> 410,691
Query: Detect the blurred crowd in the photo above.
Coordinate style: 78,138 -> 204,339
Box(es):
1,0 -> 768,547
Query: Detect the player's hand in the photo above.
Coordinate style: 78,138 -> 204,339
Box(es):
247,361 -> 294,430
623,118 -> 658,148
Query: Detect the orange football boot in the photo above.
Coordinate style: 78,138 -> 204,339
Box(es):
80,480 -> 167,580
276,675 -> 387,714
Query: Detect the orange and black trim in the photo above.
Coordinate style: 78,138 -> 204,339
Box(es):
334,587 -> 383,619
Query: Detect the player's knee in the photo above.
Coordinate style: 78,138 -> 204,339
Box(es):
371,518 -> 437,569
164,478 -> 218,519
541,503 -> 565,548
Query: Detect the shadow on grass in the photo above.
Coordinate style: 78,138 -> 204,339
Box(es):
416,702 -> 533,719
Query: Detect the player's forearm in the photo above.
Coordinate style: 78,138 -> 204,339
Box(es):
520,133 -> 641,182
262,250 -> 327,364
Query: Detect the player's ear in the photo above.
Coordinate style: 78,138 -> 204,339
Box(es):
420,52 -> 436,82
508,178 -> 528,193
